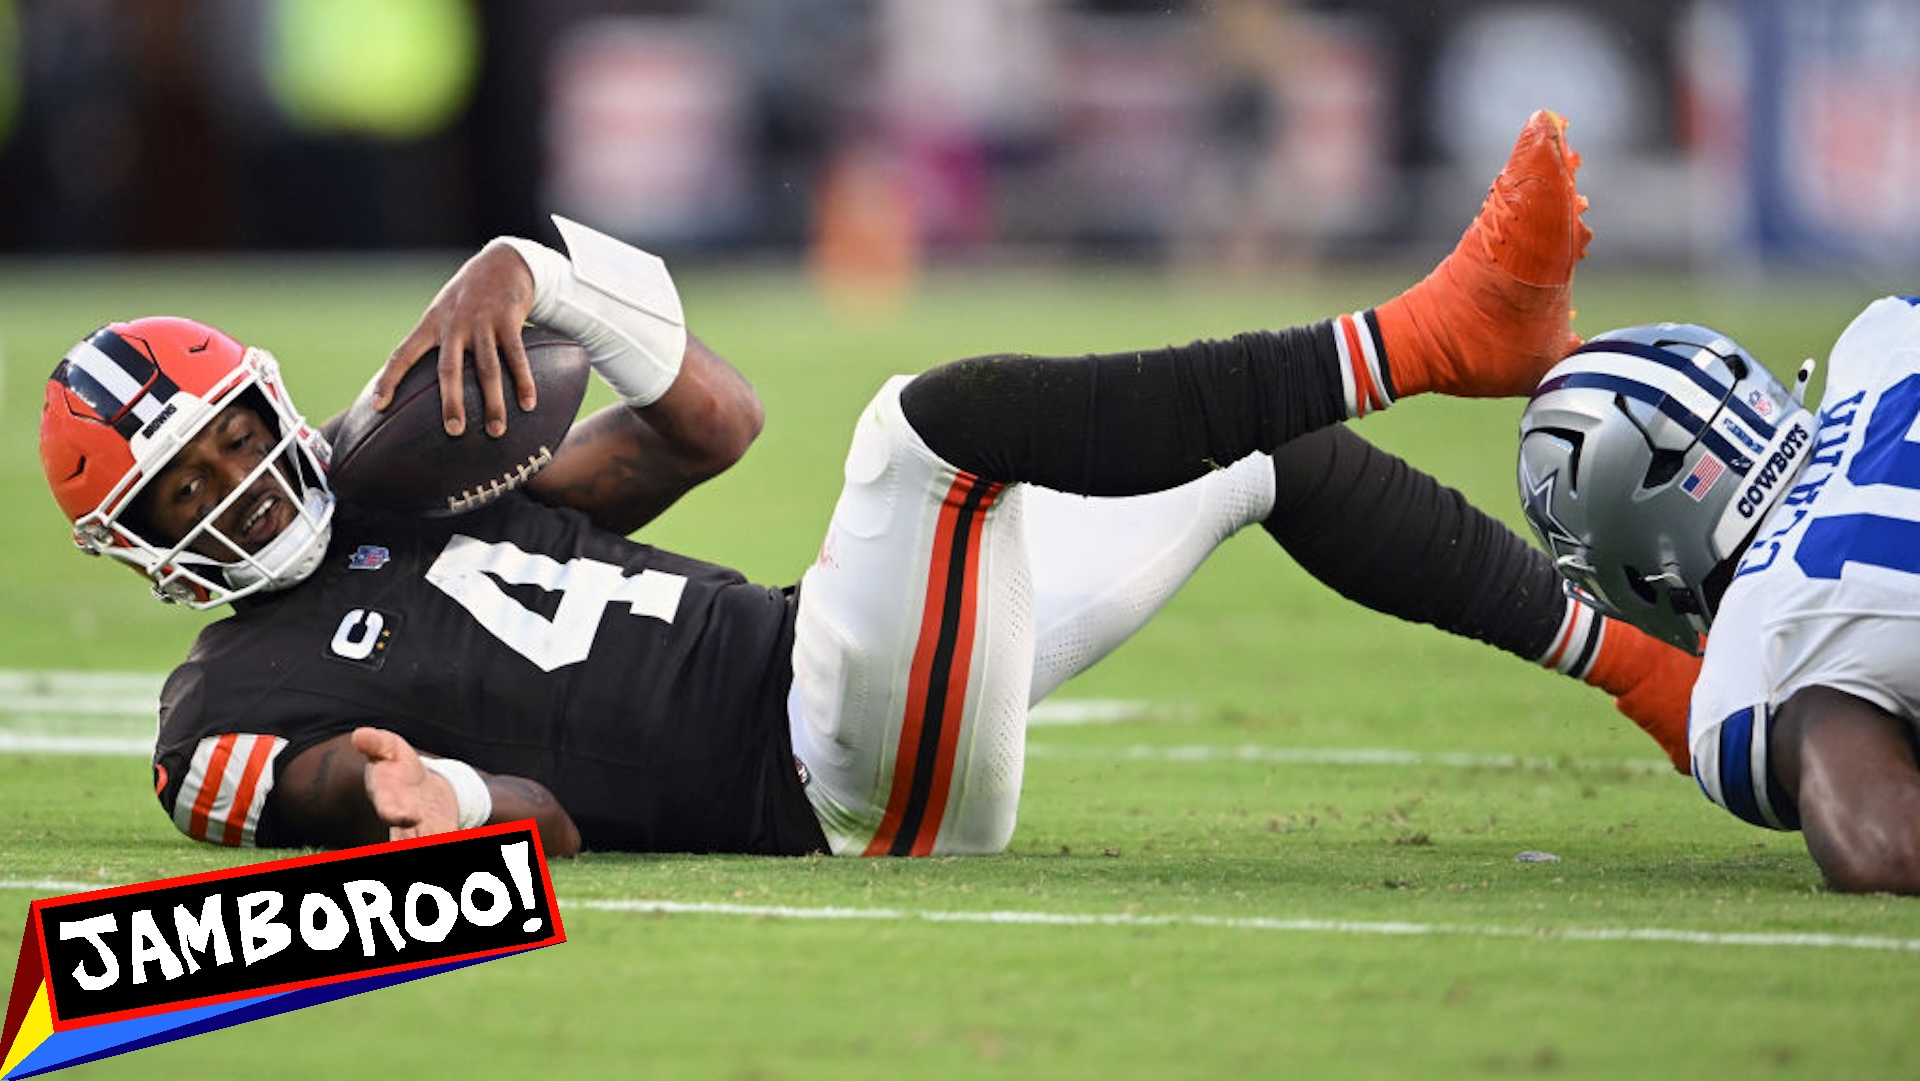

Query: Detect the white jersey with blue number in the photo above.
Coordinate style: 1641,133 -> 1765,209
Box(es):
1691,296 -> 1920,830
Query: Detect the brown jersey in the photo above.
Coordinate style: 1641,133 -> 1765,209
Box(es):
152,495 -> 827,855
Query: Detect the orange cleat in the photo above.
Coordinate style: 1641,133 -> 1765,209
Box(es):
1375,109 -> 1593,399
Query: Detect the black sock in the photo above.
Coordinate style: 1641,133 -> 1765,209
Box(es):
1263,425 -> 1565,659
898,324 -> 1346,496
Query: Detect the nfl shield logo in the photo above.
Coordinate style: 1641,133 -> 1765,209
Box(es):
347,545 -> 390,571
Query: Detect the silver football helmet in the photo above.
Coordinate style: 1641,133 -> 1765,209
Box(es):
1517,323 -> 1816,653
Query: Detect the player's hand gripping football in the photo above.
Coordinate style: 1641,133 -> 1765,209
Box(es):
374,242 -> 541,438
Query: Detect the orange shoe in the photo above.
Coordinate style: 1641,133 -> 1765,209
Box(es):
1580,618 -> 1699,774
1375,109 -> 1592,399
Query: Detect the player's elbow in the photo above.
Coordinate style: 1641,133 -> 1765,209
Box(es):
707,386 -> 764,473
673,383 -> 763,483
661,332 -> 763,480
1808,808 -> 1920,896
538,808 -> 583,859
1817,844 -> 1920,896
487,774 -> 584,858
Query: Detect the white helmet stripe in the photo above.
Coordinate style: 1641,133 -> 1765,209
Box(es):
62,336 -> 178,431
1533,367 -> 1755,471
1539,352 -> 1737,427
1561,338 -> 1783,435
1708,412 -> 1816,556
66,339 -> 151,410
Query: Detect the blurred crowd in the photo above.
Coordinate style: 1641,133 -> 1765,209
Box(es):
0,0 -> 1915,270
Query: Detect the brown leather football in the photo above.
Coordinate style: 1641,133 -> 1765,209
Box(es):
328,328 -> 590,516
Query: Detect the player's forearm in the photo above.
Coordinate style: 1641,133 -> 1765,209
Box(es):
611,334 -> 762,483
529,335 -> 762,533
273,732 -> 581,857
483,774 -> 583,859
269,733 -> 411,850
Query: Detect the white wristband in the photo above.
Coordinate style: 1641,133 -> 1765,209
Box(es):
494,216 -> 687,406
420,756 -> 493,831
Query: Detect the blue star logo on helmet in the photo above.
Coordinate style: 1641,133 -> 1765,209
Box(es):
1521,464 -> 1582,555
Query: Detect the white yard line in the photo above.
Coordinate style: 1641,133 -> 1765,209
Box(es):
0,669 -> 166,698
0,733 -> 153,756
0,671 -> 1150,728
1027,699 -> 1162,726
0,670 -> 1667,772
0,881 -> 1909,954
1027,743 -> 1673,773
0,671 -> 163,751
572,898 -> 1920,953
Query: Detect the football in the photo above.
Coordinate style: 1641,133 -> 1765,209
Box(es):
328,328 -> 591,516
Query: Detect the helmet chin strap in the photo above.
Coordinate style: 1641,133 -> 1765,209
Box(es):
221,488 -> 335,595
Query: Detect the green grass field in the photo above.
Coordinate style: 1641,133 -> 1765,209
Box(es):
2,256 -> 1917,1080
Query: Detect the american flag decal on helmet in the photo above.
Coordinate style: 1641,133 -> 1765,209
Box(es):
52,328 -> 183,439
1681,455 -> 1726,501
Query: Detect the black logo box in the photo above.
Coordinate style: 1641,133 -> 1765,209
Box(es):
34,822 -> 563,1026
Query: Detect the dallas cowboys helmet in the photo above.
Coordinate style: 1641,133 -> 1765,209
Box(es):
1517,322 -> 1816,653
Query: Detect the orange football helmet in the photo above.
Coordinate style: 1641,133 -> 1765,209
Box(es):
40,317 -> 335,607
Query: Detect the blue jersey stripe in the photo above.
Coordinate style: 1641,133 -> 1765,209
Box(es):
1717,706 -> 1765,828
1714,705 -> 1798,832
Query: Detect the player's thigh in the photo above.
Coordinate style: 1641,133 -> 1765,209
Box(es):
788,376 -> 1034,857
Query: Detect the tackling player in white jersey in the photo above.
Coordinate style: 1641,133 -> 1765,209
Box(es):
1519,295 -> 1920,894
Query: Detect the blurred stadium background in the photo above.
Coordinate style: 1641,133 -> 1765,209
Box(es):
0,0 -> 1917,273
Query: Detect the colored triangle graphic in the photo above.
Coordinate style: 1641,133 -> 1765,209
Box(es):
2,918 -> 46,1066
3,956 -> 488,1079
0,982 -> 51,1078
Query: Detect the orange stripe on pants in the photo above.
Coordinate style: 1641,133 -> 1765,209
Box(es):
864,473 -> 1000,856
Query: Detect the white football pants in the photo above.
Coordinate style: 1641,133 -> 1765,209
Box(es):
788,376 -> 1276,856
